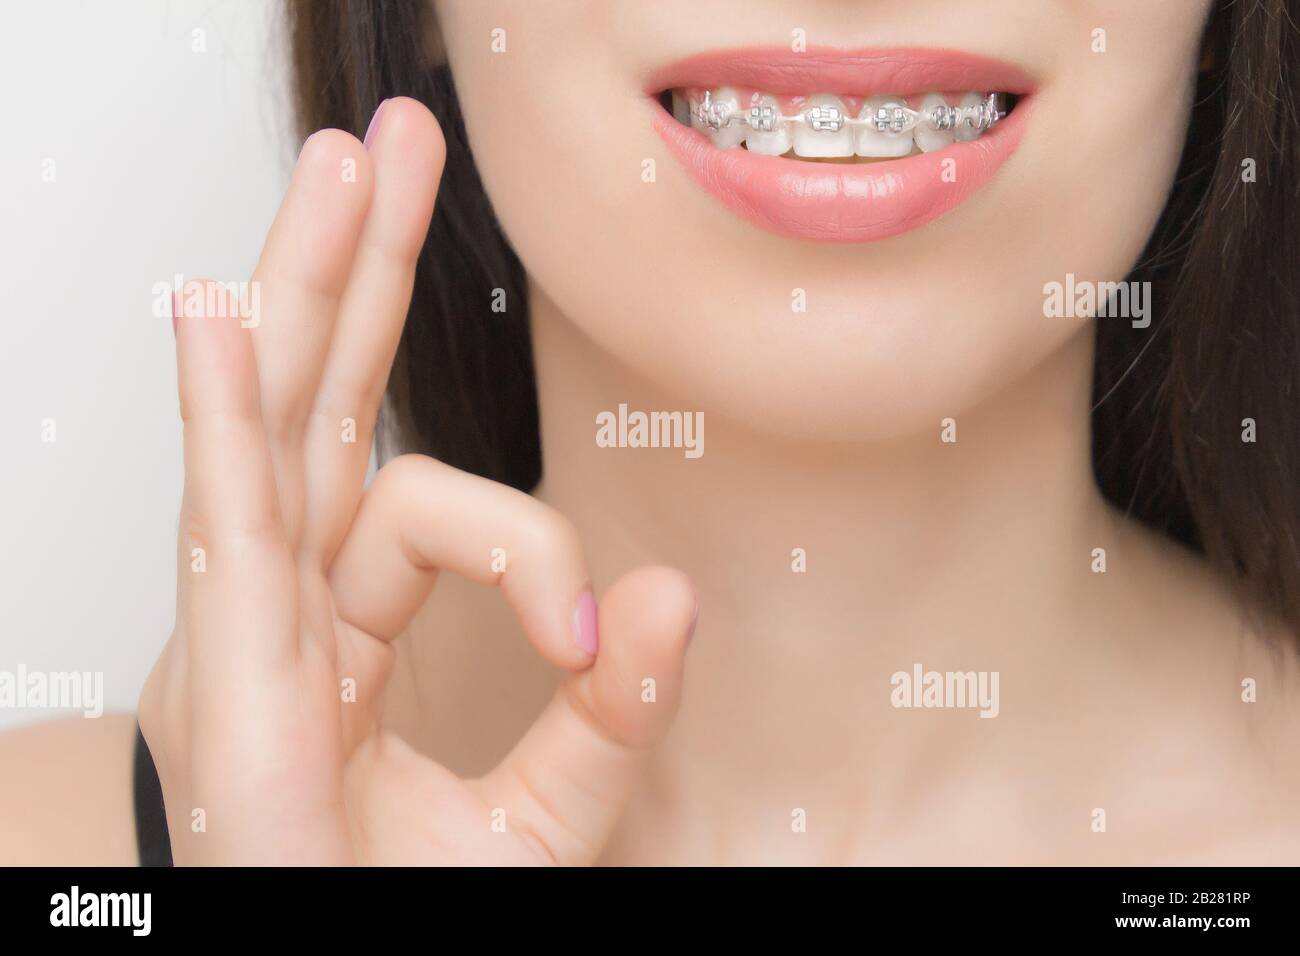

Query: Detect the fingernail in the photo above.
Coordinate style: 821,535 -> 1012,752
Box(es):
573,591 -> 599,656
364,99 -> 389,149
171,291 -> 180,336
687,602 -> 700,644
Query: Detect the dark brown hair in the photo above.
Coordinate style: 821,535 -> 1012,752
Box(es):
288,0 -> 1300,639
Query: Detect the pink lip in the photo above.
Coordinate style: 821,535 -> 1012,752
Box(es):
647,47 -> 1035,243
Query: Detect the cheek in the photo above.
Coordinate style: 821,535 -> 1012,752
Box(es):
443,1 -> 1207,442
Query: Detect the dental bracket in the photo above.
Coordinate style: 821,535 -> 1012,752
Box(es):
807,105 -> 845,133
748,103 -> 778,132
873,105 -> 911,133
694,91 -> 1006,136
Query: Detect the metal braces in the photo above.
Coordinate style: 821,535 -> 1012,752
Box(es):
693,91 -> 1006,136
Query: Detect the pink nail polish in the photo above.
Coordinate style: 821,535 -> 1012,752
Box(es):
364,99 -> 389,149
573,591 -> 599,656
687,602 -> 700,644
171,291 -> 180,336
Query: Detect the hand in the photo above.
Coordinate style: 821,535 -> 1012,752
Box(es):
139,98 -> 697,865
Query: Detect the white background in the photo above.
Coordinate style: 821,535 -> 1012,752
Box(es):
0,1 -> 298,728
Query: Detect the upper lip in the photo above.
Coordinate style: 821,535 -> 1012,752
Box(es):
644,45 -> 1037,96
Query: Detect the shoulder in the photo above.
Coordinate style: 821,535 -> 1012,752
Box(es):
0,713 -> 141,865
1102,515 -> 1300,859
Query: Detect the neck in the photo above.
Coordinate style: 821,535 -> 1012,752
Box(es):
529,284 -> 1118,835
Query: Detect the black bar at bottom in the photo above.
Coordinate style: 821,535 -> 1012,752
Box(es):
0,866 -> 1283,941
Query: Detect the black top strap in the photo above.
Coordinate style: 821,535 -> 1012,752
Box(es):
133,724 -> 173,867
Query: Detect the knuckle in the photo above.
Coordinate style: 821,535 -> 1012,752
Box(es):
261,414 -> 304,452
307,393 -> 373,450
375,452 -> 435,495
177,510 -> 210,559
178,488 -> 283,549
516,506 -> 581,559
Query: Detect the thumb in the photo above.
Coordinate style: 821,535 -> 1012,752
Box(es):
476,565 -> 696,865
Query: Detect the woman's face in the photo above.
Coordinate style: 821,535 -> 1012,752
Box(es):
434,0 -> 1212,441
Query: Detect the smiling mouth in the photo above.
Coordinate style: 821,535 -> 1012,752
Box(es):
646,47 -> 1036,243
657,88 -> 1022,164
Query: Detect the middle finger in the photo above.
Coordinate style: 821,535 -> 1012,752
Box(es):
248,128 -> 374,545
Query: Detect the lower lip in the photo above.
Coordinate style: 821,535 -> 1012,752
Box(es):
651,99 -> 1031,244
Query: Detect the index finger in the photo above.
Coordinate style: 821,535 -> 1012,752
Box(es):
326,454 -> 599,672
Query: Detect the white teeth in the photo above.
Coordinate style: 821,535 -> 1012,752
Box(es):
913,94 -> 955,154
689,93 -> 715,137
683,88 -> 1006,155
954,91 -> 986,142
855,95 -> 914,158
792,94 -> 854,158
672,90 -> 692,126
744,94 -> 792,155
706,87 -> 746,149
